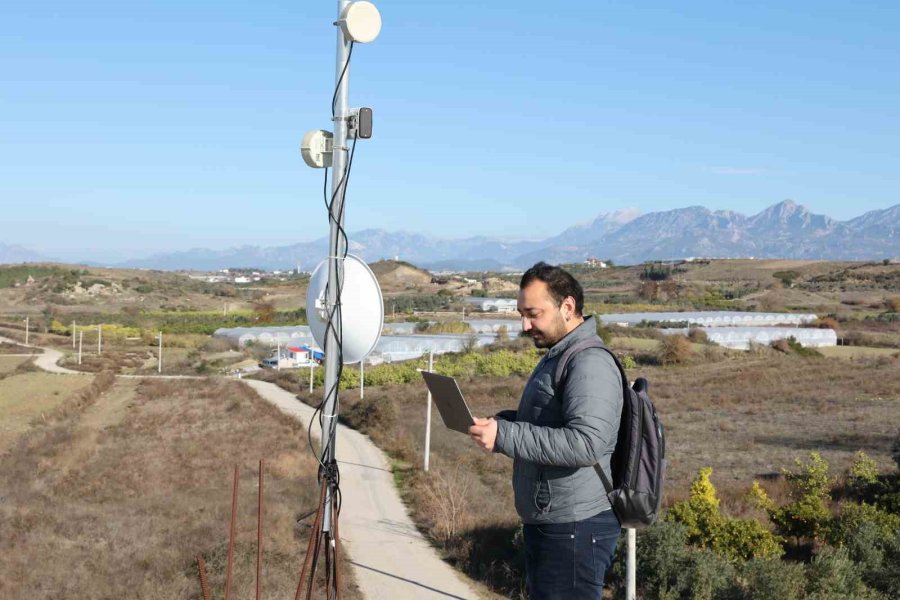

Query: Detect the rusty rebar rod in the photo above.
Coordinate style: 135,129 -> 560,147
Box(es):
225,464 -> 239,600
294,482 -> 327,600
333,500 -> 343,600
257,459 -> 264,600
197,554 -> 212,600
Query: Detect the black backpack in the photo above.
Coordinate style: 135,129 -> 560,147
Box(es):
554,338 -> 666,528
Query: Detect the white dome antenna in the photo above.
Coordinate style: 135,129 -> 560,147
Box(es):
338,1 -> 382,44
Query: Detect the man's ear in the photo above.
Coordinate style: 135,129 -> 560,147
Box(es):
562,296 -> 576,320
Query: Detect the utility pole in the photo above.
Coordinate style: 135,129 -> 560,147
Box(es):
158,331 -> 163,373
72,321 -> 76,349
302,0 -> 381,537
97,325 -> 102,355
24,317 -> 29,346
78,330 -> 83,365
423,349 -> 434,472
276,340 -> 281,370
359,360 -> 364,399
309,363 -> 314,393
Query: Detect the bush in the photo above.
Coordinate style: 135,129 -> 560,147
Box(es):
596,320 -> 612,344
687,327 -> 709,344
806,546 -> 881,599
668,468 -> 783,562
892,433 -> 900,470
738,558 -> 807,600
634,521 -> 692,598
828,502 -> 900,546
770,453 -> 834,545
658,334 -> 693,365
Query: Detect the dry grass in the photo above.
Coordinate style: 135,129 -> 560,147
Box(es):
0,371 -> 95,454
0,376 -> 358,599
0,355 -> 31,375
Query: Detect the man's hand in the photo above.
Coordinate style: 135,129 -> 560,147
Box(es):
469,417 -> 498,453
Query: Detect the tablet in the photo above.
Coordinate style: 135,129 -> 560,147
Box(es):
420,371 -> 476,434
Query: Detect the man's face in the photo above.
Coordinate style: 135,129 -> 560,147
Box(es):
517,280 -> 568,348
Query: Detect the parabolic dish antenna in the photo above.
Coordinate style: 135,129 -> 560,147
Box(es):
306,254 -> 383,364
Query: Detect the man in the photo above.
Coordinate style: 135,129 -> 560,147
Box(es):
469,262 -> 622,599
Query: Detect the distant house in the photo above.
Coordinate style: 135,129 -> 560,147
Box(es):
233,276 -> 251,284
584,257 -> 608,268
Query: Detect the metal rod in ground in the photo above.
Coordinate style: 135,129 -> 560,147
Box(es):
225,464 -> 239,600
626,527 -> 636,600
197,554 -> 212,600
333,498 -> 343,600
295,482 -> 327,600
257,459 -> 264,600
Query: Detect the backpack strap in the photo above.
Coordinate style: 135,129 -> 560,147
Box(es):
553,336 -> 629,496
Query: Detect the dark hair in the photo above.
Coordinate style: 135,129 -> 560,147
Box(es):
520,262 -> 584,316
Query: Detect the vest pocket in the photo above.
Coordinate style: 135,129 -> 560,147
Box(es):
533,473 -> 552,513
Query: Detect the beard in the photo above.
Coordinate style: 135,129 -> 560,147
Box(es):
528,313 -> 568,348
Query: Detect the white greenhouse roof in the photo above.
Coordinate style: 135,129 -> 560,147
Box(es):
661,326 -> 837,350
598,311 -> 817,328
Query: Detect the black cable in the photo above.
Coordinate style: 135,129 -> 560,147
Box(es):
303,38 -> 359,599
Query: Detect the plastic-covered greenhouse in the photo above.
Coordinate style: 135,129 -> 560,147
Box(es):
662,326 -> 837,350
382,319 -> 522,336
213,325 -> 500,363
598,311 -> 817,328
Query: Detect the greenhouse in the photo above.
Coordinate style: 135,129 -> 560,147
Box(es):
662,326 -> 837,350
213,325 -> 500,363
379,319 -> 522,336
598,311 -> 817,328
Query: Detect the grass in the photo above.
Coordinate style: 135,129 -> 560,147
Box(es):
0,376 -> 358,599
818,345 -> 900,359
0,355 -> 31,375
0,371 -> 95,453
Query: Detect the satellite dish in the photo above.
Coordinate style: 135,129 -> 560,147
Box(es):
306,254 -> 383,364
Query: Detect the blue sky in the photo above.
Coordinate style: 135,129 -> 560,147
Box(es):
2,1 -> 898,261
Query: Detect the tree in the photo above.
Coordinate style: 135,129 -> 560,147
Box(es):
768,452 -> 834,545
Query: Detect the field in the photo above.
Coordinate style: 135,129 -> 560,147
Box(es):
282,346 -> 900,597
0,375 -> 357,599
1,258 -> 898,598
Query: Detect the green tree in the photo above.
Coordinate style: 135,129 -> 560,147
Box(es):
769,452 -> 834,545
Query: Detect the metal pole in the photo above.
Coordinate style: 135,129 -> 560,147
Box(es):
78,331 -> 83,365
24,317 -> 29,346
276,340 -> 281,371
309,364 -> 314,393
423,349 -> 434,472
626,528 -> 636,600
72,321 -> 76,349
256,459 -> 264,600
360,360 -> 364,399
320,0 -> 352,535
158,331 -> 162,373
97,325 -> 101,355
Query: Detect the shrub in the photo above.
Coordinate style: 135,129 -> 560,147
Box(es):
634,521 -> 692,598
658,334 -> 693,365
849,451 -> 880,487
828,502 -> 900,546
738,558 -> 807,600
892,433 -> 900,470
770,453 -> 834,545
885,296 -> 900,313
595,320 -> 612,344
669,468 -> 783,562
806,546 -> 881,599
674,549 -> 737,600
773,270 -> 801,287
687,327 -> 709,344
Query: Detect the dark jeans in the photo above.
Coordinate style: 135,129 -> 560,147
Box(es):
523,510 -> 621,600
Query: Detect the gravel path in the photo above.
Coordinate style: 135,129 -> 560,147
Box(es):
244,379 -> 482,600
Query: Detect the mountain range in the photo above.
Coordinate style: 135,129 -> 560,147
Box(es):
3,201 -> 898,271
